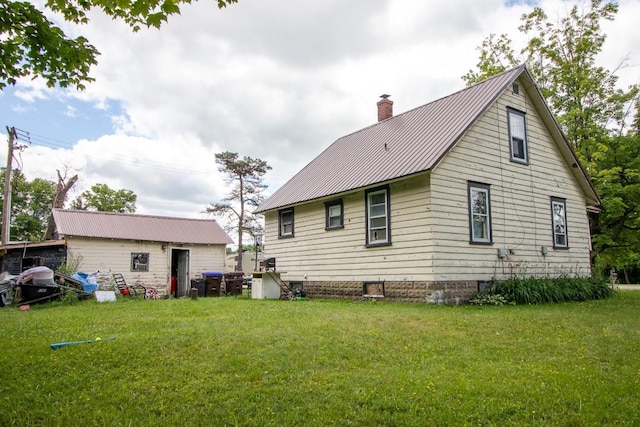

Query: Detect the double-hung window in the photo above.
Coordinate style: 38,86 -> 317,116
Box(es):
325,199 -> 344,230
468,182 -> 492,244
508,108 -> 528,164
278,208 -> 294,238
551,197 -> 568,248
365,186 -> 390,246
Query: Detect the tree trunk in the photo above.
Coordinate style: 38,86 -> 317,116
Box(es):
236,176 -> 244,272
44,171 -> 78,240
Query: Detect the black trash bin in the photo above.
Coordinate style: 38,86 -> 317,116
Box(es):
224,272 -> 244,296
190,279 -> 205,297
203,271 -> 223,297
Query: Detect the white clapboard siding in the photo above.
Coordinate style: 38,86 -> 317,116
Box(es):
265,174 -> 434,281
263,75 -> 593,285
66,237 -> 227,293
429,75 -> 592,281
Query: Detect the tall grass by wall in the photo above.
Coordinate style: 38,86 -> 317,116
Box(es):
473,275 -> 614,305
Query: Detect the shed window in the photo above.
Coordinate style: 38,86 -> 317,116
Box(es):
551,197 -> 568,248
468,182 -> 492,244
131,252 -> 149,272
508,108 -> 528,164
325,199 -> 344,230
279,208 -> 294,238
365,186 -> 390,246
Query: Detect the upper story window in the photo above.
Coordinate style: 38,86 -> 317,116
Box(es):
365,186 -> 390,247
278,208 -> 294,238
507,108 -> 529,164
551,197 -> 568,248
468,182 -> 492,244
325,199 -> 344,230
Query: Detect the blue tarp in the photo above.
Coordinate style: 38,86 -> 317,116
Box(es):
71,272 -> 99,294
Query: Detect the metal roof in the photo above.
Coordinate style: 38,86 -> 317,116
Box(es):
256,65 -> 528,213
52,209 -> 233,245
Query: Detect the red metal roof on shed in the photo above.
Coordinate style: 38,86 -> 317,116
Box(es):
52,209 -> 233,245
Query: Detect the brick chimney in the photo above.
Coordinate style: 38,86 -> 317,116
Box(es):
377,94 -> 393,122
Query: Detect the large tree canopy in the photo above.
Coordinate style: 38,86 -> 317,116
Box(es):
70,183 -> 137,213
463,0 -> 637,157
0,0 -> 238,90
0,169 -> 55,241
463,0 -> 640,279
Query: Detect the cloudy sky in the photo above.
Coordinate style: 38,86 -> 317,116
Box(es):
1,0 -> 639,238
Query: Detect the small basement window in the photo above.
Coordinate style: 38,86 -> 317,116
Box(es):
363,281 -> 385,299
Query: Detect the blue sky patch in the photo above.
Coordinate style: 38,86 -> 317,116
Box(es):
0,87 -> 119,148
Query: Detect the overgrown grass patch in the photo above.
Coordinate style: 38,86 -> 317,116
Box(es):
472,275 -> 614,305
1,292 -> 639,426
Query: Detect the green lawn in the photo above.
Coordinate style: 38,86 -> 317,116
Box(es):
1,291 -> 638,426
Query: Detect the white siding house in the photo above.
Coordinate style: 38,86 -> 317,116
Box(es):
52,209 -> 233,297
256,65 -> 599,303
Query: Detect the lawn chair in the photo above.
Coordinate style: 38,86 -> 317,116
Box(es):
112,273 -> 158,299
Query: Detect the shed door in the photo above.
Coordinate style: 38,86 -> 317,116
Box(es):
173,249 -> 190,297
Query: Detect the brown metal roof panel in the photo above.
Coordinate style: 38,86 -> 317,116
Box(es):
52,209 -> 233,245
257,65 -> 524,212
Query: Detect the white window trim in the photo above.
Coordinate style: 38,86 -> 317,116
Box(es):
551,197 -> 568,248
508,108 -> 529,164
278,208 -> 294,238
365,186 -> 390,247
468,182 -> 492,244
325,199 -> 344,230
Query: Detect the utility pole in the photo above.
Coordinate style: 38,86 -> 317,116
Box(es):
2,127 -> 17,246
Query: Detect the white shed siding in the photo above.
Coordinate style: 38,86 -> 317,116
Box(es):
430,76 -> 592,281
265,174 -> 434,282
189,245 -> 228,278
66,237 -> 227,293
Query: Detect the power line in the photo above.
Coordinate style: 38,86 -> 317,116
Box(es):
18,129 -> 217,177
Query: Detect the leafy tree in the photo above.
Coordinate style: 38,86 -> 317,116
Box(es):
0,169 -> 55,241
1,0 -> 238,90
70,183 -> 137,213
463,0 -> 640,276
206,151 -> 271,272
590,104 -> 640,281
463,0 -> 637,159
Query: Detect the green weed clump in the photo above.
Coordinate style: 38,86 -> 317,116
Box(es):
472,275 -> 614,305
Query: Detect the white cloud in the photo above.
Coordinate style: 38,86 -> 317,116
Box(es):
2,0 -> 638,238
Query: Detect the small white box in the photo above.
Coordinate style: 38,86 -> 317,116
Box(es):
95,290 -> 117,302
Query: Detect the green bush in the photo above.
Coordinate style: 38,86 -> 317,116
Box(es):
468,293 -> 511,306
471,275 -> 615,305
55,253 -> 83,276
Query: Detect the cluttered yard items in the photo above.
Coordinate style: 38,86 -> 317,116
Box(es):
1,267 -> 162,307
1,266 -> 94,306
0,273 -> 15,307
112,273 -> 158,299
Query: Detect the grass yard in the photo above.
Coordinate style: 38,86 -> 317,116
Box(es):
1,291 -> 639,426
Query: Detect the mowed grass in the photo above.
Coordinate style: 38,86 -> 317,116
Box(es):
1,291 -> 639,426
